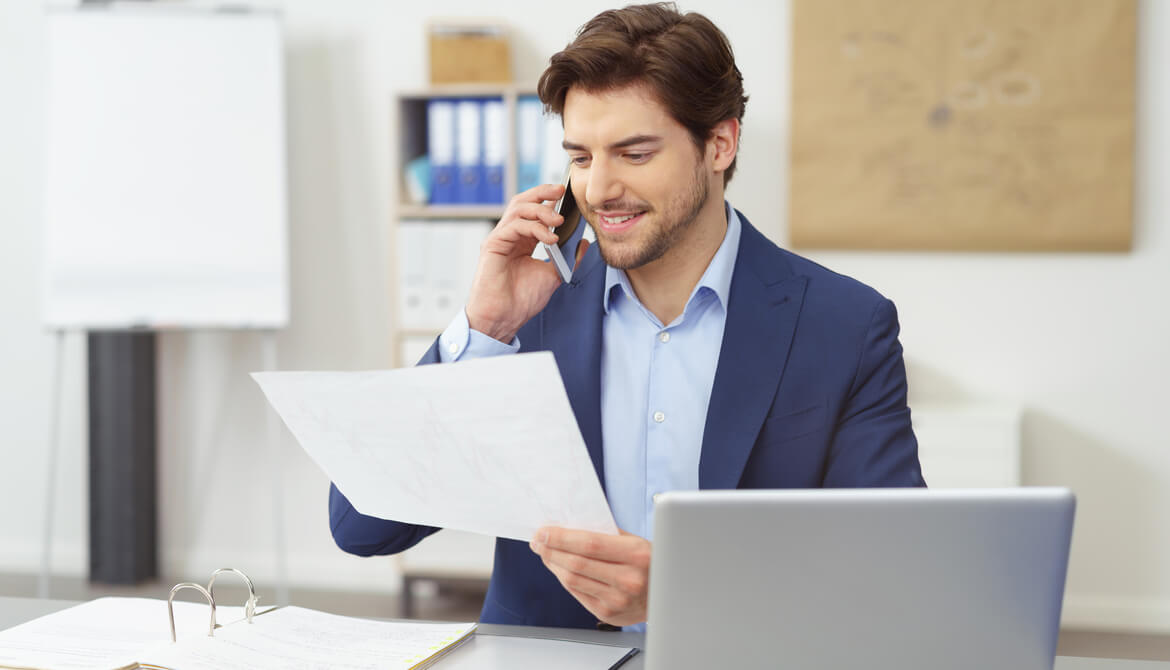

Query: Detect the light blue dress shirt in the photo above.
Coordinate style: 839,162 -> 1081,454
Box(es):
438,203 -> 742,631
598,205 -> 740,542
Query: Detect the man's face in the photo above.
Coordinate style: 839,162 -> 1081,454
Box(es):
562,85 -> 712,270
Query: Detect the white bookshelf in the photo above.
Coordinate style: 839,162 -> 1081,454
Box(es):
391,85 -> 539,368
390,86 -> 544,609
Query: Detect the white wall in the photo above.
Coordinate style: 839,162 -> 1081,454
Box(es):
1,0 -> 1166,631
793,2 -> 1170,632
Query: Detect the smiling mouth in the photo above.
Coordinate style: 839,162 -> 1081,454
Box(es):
597,211 -> 645,232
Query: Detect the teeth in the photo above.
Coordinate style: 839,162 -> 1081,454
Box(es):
602,213 -> 637,225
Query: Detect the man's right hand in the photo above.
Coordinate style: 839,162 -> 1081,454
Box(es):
464,183 -> 590,344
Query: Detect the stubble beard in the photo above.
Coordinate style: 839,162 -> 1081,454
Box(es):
589,161 -> 711,271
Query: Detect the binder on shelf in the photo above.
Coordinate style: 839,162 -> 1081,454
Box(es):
457,220 -> 494,312
480,98 -> 506,204
540,110 -> 567,188
454,98 -> 483,204
428,221 -> 463,325
427,99 -> 458,204
0,568 -> 476,670
398,221 -> 432,330
399,220 -> 493,332
516,95 -> 543,194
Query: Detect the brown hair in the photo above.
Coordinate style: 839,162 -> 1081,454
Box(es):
538,3 -> 748,185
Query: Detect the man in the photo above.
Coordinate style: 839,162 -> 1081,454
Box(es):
330,3 -> 924,631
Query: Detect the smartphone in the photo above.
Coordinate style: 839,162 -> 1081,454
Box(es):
542,165 -> 581,284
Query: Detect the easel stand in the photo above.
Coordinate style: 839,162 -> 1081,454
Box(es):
40,330 -> 289,601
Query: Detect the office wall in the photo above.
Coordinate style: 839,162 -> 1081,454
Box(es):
1,0 -> 1165,630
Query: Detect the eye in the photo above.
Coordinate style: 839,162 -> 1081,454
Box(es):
625,152 -> 652,163
570,155 -> 591,167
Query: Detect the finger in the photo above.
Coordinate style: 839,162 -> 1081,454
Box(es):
567,588 -> 606,615
505,201 -> 565,228
556,580 -> 612,624
538,543 -> 624,587
541,553 -> 612,600
512,182 -> 566,205
489,217 -> 560,248
549,557 -> 641,626
539,527 -> 647,564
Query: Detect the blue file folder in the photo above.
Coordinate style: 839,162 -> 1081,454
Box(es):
481,99 -> 506,204
455,99 -> 483,204
428,99 -> 458,204
516,96 -> 543,195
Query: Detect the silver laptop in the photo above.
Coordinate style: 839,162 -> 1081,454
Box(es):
645,488 -> 1075,670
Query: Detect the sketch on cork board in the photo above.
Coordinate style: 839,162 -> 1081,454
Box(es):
789,0 -> 1136,251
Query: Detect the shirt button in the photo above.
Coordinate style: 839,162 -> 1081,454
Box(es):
653,411 -> 666,423
658,331 -> 670,343
447,341 -> 460,355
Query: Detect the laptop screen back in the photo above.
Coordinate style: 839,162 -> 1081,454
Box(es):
645,488 -> 1075,670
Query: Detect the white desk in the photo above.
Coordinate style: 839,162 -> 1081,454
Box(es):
1,597 -> 1165,669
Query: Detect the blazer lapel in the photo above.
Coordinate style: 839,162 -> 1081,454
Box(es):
543,246 -> 608,493
700,216 -> 807,489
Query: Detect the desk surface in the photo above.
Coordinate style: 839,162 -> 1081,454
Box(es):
2,596 -> 1167,669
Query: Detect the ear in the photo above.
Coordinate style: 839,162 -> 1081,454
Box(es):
708,118 -> 739,175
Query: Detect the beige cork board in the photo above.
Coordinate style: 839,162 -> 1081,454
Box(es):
789,0 -> 1136,251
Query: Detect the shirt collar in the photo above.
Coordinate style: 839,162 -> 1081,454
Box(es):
603,200 -> 742,316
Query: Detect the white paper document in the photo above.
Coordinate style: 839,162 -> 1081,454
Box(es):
140,607 -> 476,670
0,597 -> 254,670
0,599 -> 473,670
252,352 -> 618,542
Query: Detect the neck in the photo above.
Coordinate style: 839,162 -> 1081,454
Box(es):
625,190 -> 728,326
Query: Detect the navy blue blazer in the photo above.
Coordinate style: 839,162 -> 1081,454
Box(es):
329,212 -> 925,629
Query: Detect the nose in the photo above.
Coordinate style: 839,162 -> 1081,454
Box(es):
583,159 -> 623,210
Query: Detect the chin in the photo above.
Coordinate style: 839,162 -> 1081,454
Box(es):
587,214 -> 669,270
595,236 -> 663,270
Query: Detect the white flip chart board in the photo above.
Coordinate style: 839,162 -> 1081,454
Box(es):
43,8 -> 288,329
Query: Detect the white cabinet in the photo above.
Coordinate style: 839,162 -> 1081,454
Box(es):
912,403 -> 1022,488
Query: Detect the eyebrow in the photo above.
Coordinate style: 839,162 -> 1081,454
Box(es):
562,134 -> 664,152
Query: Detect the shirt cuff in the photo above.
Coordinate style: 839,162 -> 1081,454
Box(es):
437,309 -> 521,363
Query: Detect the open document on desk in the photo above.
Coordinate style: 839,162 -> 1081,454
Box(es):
0,598 -> 475,670
252,351 -> 619,542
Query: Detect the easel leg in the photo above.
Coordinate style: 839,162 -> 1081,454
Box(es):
261,331 -> 289,606
39,330 -> 65,599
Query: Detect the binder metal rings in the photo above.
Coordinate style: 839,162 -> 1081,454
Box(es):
167,568 -> 259,643
168,583 -> 215,643
208,567 -> 260,627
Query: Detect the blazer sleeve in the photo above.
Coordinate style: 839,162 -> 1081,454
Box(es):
823,298 -> 926,487
326,338 -> 444,557
329,482 -> 439,556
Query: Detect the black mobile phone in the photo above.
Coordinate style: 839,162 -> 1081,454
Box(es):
543,167 -> 581,283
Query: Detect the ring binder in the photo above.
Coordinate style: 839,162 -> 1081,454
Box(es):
167,567 -> 259,642
1,570 -> 483,669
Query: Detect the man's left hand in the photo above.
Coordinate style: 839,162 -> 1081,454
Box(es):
530,527 -> 651,627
